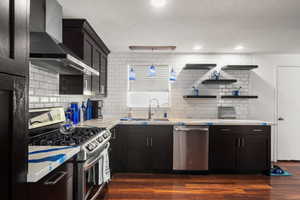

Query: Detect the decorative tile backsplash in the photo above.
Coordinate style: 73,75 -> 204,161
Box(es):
102,53 -> 255,119
29,53 -> 255,119
29,63 -> 88,109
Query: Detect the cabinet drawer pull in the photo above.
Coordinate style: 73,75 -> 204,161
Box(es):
253,129 -> 264,132
150,137 -> 153,147
44,171 -> 67,185
220,129 -> 231,132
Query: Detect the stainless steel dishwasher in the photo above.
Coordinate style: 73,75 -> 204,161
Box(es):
173,126 -> 209,171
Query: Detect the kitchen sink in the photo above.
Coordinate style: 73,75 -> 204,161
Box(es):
151,119 -> 169,121
130,118 -> 148,121
126,118 -> 169,122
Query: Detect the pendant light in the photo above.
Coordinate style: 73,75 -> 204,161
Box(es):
169,49 -> 177,82
148,48 -> 157,77
129,67 -> 136,81
169,67 -> 177,81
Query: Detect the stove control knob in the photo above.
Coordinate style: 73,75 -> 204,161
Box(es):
93,141 -> 98,147
103,132 -> 109,139
97,136 -> 103,143
86,144 -> 94,151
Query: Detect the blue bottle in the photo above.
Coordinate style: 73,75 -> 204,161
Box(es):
86,99 -> 93,120
81,102 -> 86,121
70,102 -> 80,124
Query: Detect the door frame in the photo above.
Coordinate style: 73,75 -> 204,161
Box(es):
275,66 -> 300,161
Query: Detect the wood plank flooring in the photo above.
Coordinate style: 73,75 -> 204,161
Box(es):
102,162 -> 300,200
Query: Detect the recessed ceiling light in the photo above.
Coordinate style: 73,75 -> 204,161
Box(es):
193,45 -> 203,51
151,0 -> 167,8
234,45 -> 245,50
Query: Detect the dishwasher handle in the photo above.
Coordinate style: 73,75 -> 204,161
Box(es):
174,126 -> 209,132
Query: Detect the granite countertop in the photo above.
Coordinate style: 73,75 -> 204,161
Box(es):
27,146 -> 80,183
78,118 -> 273,129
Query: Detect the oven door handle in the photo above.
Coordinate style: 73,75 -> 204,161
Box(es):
84,153 -> 103,170
83,144 -> 109,170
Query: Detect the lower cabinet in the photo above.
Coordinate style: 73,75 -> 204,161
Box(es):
110,125 -> 270,174
28,161 -> 74,200
110,125 -> 173,173
109,126 -> 127,174
209,126 -> 271,173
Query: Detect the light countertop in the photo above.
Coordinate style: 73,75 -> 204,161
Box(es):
78,118 -> 273,130
27,146 -> 80,183
27,118 -> 272,182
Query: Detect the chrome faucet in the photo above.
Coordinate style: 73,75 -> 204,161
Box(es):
148,98 -> 160,120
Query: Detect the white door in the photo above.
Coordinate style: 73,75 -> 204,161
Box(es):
277,67 -> 300,160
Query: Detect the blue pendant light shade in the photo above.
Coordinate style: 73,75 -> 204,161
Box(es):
169,67 -> 177,81
129,67 -> 136,80
148,65 -> 156,77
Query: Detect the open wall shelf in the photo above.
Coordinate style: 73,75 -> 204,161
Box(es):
221,95 -> 258,99
222,65 -> 258,71
183,95 -> 217,99
202,79 -> 237,84
184,64 -> 217,70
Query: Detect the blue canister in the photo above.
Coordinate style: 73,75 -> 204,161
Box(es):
70,102 -> 80,124
232,90 -> 240,96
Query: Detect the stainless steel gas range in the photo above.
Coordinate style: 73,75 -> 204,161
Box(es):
29,107 -> 111,200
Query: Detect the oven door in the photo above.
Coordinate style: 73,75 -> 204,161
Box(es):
77,144 -> 109,200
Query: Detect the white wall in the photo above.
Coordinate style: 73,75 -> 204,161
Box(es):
102,53 -> 255,119
29,64 -> 88,108
249,54 -> 300,161
103,52 -> 300,161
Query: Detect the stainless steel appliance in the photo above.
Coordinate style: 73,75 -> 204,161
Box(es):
91,100 -> 104,119
30,0 -> 99,76
218,106 -> 236,119
29,107 -> 111,200
173,126 -> 209,171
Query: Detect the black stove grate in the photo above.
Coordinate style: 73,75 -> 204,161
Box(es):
29,127 -> 106,146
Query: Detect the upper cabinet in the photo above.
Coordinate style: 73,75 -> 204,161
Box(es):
61,19 -> 110,96
0,0 -> 29,77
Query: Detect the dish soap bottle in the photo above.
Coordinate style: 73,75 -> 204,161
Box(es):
192,86 -> 199,96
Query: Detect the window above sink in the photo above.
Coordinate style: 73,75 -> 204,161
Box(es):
127,65 -> 170,108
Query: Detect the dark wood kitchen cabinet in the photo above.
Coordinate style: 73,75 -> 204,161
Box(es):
209,125 -> 271,173
0,1 -> 29,200
110,125 -> 173,172
126,126 -> 151,171
61,19 -> 110,96
109,126 -> 127,174
0,0 -> 29,77
28,161 -> 74,200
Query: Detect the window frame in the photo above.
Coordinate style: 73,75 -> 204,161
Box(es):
127,64 -> 171,108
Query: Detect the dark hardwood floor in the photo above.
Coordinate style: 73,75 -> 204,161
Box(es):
102,162 -> 300,200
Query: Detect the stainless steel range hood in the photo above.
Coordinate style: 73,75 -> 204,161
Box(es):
29,0 -> 99,76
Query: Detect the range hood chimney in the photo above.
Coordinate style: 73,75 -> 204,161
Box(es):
29,0 -> 98,76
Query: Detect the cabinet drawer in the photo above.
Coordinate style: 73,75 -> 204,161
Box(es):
211,126 -> 241,134
242,126 -> 270,136
28,161 -> 74,200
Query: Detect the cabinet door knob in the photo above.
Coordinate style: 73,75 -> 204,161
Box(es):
278,117 -> 284,121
